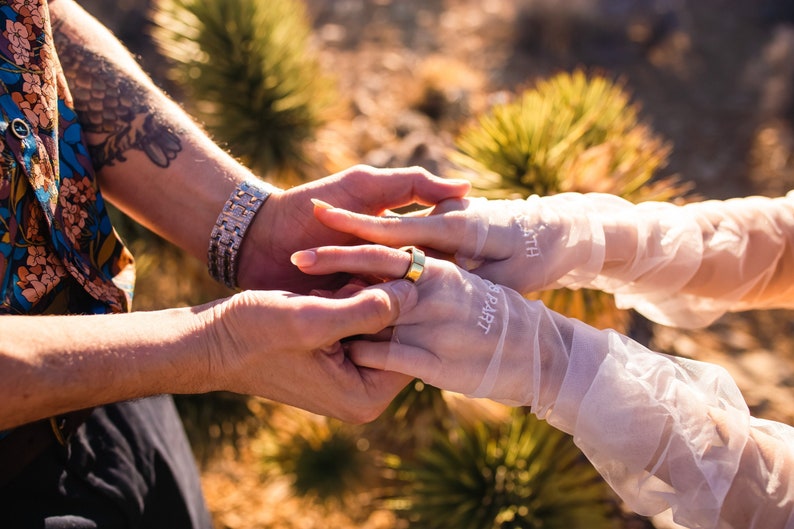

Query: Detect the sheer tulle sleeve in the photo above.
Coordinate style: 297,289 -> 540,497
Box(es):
561,191 -> 794,328
394,275 -> 794,528
526,307 -> 794,529
525,193 -> 794,523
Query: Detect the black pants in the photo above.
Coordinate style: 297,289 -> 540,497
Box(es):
1,396 -> 212,529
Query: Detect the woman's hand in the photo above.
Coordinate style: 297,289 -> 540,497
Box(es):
309,193 -> 608,295
291,244 -> 551,404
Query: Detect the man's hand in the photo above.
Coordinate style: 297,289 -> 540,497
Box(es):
0,271 -> 416,429
206,278 -> 417,423
237,165 -> 470,293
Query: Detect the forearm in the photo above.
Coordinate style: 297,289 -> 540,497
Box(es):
524,307 -> 794,528
447,280 -> 794,528
49,0 -> 276,261
545,192 -> 794,327
0,306 -> 216,430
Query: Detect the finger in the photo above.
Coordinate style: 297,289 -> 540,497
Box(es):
312,201 -> 468,255
347,340 -> 439,384
328,280 -> 370,299
358,365 -> 413,390
318,279 -> 418,339
292,245 -> 418,280
427,198 -> 471,215
310,284 -> 363,300
334,283 -> 364,298
342,165 -> 471,208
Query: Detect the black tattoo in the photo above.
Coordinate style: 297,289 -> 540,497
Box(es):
51,22 -> 182,170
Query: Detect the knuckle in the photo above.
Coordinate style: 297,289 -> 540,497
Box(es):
363,290 -> 394,329
345,164 -> 376,179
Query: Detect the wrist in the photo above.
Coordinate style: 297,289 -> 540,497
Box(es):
539,193 -> 606,289
207,179 -> 275,289
140,305 -> 223,395
234,188 -> 284,289
176,300 -> 235,394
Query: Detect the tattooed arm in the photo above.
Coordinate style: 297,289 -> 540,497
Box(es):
49,0 -> 260,262
48,0 -> 469,292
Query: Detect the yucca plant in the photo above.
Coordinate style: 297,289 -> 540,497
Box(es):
173,391 -> 261,466
366,380 -> 454,457
383,408 -> 617,529
150,0 -> 337,178
254,407 -> 374,504
450,70 -> 692,330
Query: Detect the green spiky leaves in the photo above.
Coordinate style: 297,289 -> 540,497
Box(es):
385,409 -> 617,529
452,70 -> 686,202
151,0 -> 335,175
452,70 -> 691,329
256,410 -> 370,503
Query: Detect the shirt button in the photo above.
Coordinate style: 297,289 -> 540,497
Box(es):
10,118 -> 30,139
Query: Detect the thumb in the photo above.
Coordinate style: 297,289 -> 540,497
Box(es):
332,280 -> 417,338
367,279 -> 418,327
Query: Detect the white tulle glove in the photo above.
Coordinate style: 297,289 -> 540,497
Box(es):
310,249 -> 794,529
313,193 -> 608,294
313,191 -> 794,328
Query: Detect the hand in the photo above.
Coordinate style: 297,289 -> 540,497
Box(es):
206,279 -> 416,423
309,192 -> 612,295
291,244 -> 557,405
237,165 -> 470,293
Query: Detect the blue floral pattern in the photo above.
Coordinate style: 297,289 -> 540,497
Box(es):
0,0 -> 134,315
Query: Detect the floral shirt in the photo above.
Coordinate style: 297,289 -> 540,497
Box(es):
0,0 -> 134,316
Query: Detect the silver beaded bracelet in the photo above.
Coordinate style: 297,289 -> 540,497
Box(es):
208,180 -> 271,289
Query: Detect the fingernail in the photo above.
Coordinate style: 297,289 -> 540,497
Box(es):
290,249 -> 317,267
310,198 -> 335,210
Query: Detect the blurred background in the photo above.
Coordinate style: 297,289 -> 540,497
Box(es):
74,1 -> 794,528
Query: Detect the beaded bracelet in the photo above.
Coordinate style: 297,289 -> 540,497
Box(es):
208,180 -> 271,289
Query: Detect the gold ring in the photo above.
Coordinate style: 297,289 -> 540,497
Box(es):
402,246 -> 425,283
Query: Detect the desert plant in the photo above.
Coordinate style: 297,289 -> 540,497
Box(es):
150,0 -> 337,178
383,408 -> 618,529
254,407 -> 373,504
451,70 -> 684,200
366,380 -> 454,457
450,69 -> 692,330
173,392 -> 261,466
